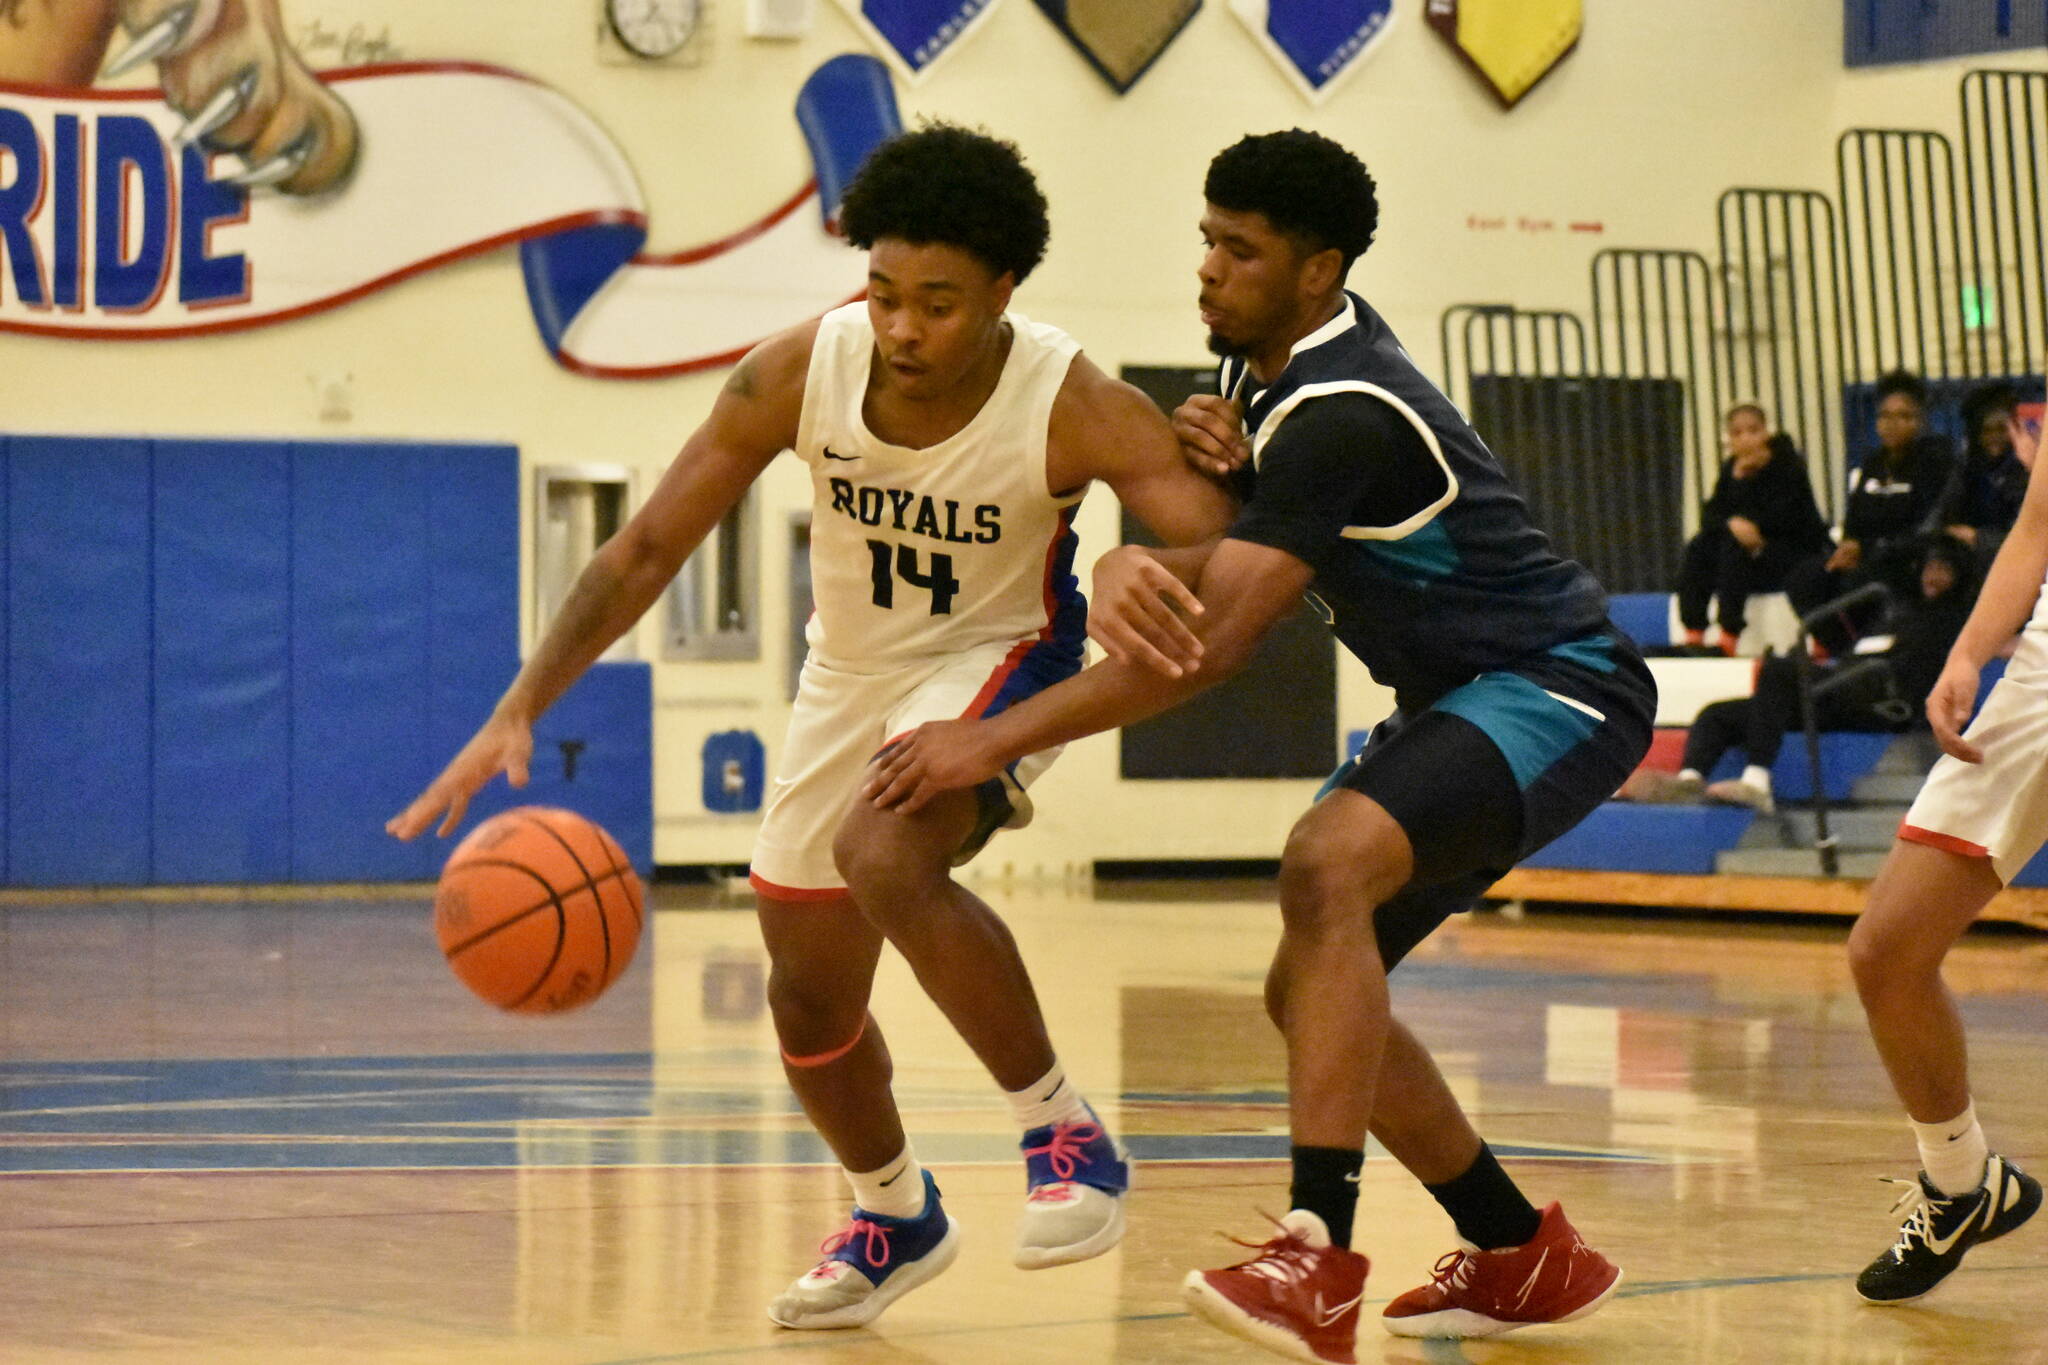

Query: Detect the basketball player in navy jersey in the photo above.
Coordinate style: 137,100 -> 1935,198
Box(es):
391,126 -> 1236,1331
867,130 -> 1656,1359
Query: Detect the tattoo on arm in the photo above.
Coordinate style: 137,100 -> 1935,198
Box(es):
725,351 -> 760,400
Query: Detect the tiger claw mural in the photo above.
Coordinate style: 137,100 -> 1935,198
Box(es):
0,4 -> 899,376
4,0 -> 357,194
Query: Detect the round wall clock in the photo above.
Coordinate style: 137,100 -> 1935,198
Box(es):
607,0 -> 702,59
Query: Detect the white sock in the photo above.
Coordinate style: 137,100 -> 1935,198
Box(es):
1678,768 -> 1704,783
1914,1104 -> 1989,1197
846,1146 -> 927,1219
1007,1062 -> 1091,1132
1741,765 -> 1773,793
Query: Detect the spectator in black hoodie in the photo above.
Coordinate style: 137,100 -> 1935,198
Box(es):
1625,534 -> 1977,812
1677,403 -> 1831,653
1788,369 -> 1956,651
1939,382 -> 2030,572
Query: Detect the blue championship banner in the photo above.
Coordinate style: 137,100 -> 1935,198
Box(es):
1424,0 -> 1582,108
1031,0 -> 1202,95
832,0 -> 1004,83
0,55 -> 900,377
1229,0 -> 1394,105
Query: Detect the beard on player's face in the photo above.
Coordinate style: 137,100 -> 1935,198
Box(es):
1205,330 -> 1248,358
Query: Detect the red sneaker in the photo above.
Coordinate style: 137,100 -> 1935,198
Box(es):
1381,1202 -> 1620,1339
1181,1210 -> 1369,1364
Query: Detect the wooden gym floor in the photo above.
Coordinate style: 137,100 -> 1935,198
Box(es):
3,880 -> 2046,1363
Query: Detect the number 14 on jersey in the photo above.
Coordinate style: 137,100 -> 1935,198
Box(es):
867,540 -> 960,615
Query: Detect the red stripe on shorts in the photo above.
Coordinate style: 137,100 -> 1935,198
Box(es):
1897,823 -> 1992,860
748,872 -> 850,902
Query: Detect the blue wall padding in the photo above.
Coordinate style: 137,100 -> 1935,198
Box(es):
2011,841 -> 2048,888
428,445 -> 520,771
1706,730 -> 1895,802
7,438 -> 154,884
1521,802 -> 1756,874
1607,593 -> 1671,649
0,437 -> 7,885
151,441 -> 293,883
460,662 -> 654,873
289,443 -> 437,882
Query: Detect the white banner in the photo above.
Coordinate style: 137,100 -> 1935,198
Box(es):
0,60 -> 895,377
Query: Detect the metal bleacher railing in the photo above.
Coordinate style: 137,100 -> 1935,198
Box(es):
1794,581 -> 1894,877
1441,68 -> 2048,588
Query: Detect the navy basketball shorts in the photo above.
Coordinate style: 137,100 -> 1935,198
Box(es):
1323,630 -> 1656,968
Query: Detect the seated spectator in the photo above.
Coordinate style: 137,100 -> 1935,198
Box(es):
1940,381 -> 2030,571
1677,403 -> 1831,653
1787,370 -> 1957,652
1624,535 -> 1977,813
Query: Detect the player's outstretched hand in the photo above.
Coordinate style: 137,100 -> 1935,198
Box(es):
862,721 -> 1002,816
1173,394 -> 1249,477
1925,657 -> 1984,764
110,0 -> 360,195
387,716 -> 534,841
1090,544 -> 1203,678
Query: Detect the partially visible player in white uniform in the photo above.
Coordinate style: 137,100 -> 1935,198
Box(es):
388,124 -> 1235,1328
1847,414 -> 2045,1304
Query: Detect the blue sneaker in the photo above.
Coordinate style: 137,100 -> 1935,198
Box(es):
1015,1105 -> 1132,1269
767,1170 -> 960,1329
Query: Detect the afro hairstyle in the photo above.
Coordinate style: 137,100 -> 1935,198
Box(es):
838,122 -> 1049,285
1204,130 -> 1378,271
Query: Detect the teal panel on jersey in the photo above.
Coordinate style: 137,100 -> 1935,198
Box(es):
1363,518 -> 1459,584
1433,670 -> 1598,790
1546,632 -> 1618,675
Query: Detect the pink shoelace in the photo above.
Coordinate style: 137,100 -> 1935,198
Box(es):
819,1216 -> 891,1268
1023,1120 -> 1102,1181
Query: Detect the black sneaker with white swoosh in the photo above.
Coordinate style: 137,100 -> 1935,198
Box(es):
1856,1153 -> 2042,1304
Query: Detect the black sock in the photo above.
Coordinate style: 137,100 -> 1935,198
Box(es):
1289,1145 -> 1363,1247
1425,1144 -> 1542,1250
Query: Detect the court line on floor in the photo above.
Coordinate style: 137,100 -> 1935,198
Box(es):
579,1264 -> 2048,1363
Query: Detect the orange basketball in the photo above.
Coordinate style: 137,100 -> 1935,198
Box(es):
434,806 -> 644,1013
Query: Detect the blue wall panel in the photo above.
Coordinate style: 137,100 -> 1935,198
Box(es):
0,437 -> 7,885
1846,0 -> 2046,67
460,662 -> 654,873
428,443 -> 520,789
290,443 -> 436,881
8,437 -> 153,884
153,440 -> 292,882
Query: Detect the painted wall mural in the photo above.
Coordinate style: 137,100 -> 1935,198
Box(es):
0,3 -> 899,375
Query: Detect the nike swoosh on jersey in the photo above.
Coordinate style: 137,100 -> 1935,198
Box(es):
823,447 -> 859,461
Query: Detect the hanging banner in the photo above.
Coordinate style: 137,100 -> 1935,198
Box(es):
1425,0 -> 1582,108
831,0 -> 1003,83
1030,0 -> 1202,95
1228,0 -> 1394,105
0,55 -> 901,378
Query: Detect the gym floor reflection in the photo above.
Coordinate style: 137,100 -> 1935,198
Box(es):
4,881 -> 2046,1362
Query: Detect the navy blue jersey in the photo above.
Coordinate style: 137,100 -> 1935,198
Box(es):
1224,292 -> 1611,709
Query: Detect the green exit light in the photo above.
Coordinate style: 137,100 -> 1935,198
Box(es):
1963,284 -> 1998,329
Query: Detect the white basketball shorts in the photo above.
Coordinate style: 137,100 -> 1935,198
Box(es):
1900,629 -> 2048,884
747,638 -> 1066,900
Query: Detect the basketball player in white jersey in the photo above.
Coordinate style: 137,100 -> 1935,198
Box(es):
388,124 -> 1235,1328
1847,412 -> 2043,1304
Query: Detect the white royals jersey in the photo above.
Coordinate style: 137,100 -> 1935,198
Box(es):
795,301 -> 1089,670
